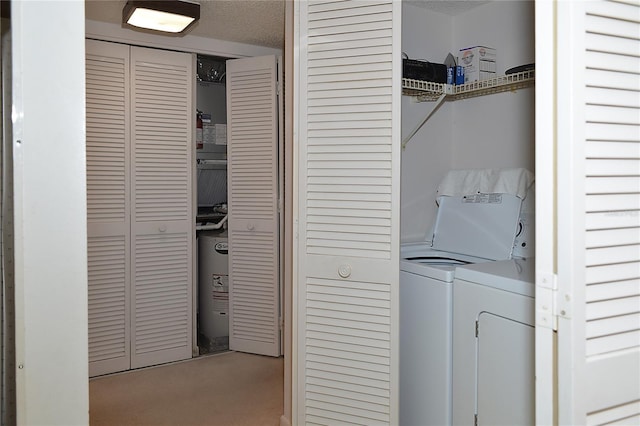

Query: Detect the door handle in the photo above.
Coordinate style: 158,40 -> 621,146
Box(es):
338,264 -> 352,279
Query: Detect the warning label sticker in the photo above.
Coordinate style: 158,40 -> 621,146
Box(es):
462,193 -> 503,204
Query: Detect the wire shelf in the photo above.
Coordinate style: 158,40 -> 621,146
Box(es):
402,69 -> 535,102
401,78 -> 446,101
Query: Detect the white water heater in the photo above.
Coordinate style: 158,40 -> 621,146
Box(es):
198,230 -> 229,353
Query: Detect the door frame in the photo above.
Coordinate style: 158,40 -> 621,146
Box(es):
10,1 -> 89,423
534,1 -> 557,424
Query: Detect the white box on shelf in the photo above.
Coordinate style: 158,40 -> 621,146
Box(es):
459,46 -> 496,83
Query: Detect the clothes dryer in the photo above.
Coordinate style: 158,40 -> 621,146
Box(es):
452,258 -> 535,426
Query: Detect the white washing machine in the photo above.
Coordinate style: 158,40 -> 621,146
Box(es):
400,193 -> 525,426
452,258 -> 535,426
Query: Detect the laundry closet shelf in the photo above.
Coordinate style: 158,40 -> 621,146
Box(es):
402,69 -> 535,102
401,69 -> 535,148
402,79 -> 447,101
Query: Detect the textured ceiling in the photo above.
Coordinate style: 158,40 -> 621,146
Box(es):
406,0 -> 490,15
85,0 -> 285,49
85,1 -> 488,49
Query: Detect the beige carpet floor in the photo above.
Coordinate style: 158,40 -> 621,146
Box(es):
89,352 -> 284,426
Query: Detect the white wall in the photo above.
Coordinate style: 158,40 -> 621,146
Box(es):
401,1 -> 535,243
451,1 -> 535,171
401,4 -> 453,243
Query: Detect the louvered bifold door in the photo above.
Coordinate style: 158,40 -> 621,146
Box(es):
296,1 -> 401,424
85,39 -> 131,377
130,46 -> 194,369
226,55 -> 281,356
556,1 -> 640,424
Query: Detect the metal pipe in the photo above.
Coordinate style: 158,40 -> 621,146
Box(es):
195,214 -> 228,231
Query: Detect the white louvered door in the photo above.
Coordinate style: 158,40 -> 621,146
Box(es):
548,1 -> 640,423
130,46 -> 194,369
226,55 -> 281,356
295,1 -> 401,424
85,39 -> 131,377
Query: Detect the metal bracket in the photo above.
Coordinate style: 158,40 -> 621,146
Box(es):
401,92 -> 446,150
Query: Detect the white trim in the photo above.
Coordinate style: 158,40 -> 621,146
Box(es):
191,52 -> 199,357
278,54 -> 285,357
534,0 -> 558,424
291,0 -> 300,421
390,1 -> 402,423
85,19 -> 282,58
556,0 -> 576,421
12,1 -> 89,423
557,1 -> 588,423
283,1 -> 294,424
293,1 -> 304,422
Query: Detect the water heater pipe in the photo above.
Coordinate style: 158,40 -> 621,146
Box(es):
195,214 -> 228,231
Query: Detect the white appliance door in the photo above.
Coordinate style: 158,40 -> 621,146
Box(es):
477,313 -> 534,426
130,46 -> 194,369
85,39 -> 132,377
295,1 -> 402,423
226,55 -> 281,357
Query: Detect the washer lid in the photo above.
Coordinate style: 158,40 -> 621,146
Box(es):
400,246 -> 491,282
454,258 -> 535,297
431,194 -> 522,260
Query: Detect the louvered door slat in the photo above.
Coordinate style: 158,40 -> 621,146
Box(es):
587,401 -> 640,425
297,1 -> 400,424
586,10 -> 640,39
226,55 -> 281,357
130,46 -> 193,369
85,40 -> 131,377
586,32 -> 639,57
586,228 -> 640,247
586,280 -> 640,301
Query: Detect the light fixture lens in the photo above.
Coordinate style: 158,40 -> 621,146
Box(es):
127,8 -> 195,33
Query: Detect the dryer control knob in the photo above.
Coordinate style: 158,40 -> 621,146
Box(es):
338,264 -> 352,278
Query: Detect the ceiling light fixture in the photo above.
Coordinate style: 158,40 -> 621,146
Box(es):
123,0 -> 200,34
